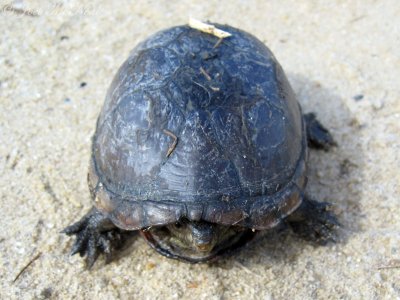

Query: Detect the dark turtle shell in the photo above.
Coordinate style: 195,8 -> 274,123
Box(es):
88,24 -> 307,231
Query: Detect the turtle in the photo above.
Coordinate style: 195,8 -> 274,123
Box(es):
63,23 -> 338,267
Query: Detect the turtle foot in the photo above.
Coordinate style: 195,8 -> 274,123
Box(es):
62,208 -> 135,268
286,198 -> 340,245
304,113 -> 336,151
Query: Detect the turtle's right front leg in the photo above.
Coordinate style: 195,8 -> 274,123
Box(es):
62,207 -> 136,268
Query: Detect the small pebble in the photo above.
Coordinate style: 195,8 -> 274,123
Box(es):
353,94 -> 364,101
40,287 -> 53,299
372,99 -> 384,110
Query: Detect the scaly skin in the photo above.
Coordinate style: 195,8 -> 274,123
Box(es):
286,198 -> 339,244
62,208 -> 136,268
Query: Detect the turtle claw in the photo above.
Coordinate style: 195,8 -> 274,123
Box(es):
70,232 -> 89,257
86,238 -> 100,269
287,199 -> 340,244
63,208 -> 134,268
62,217 -> 87,235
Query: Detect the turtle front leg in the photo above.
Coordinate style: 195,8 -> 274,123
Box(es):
285,197 -> 339,244
304,113 -> 336,150
62,207 -> 136,268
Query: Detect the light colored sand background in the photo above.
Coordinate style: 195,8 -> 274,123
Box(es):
1,0 -> 399,299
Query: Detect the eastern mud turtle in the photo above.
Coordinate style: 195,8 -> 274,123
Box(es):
63,23 -> 338,267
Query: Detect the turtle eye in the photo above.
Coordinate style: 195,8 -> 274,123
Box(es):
174,222 -> 182,228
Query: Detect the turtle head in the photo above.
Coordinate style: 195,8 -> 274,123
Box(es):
174,221 -> 218,253
141,218 -> 252,262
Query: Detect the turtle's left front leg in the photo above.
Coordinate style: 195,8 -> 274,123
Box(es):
286,197 -> 339,244
304,113 -> 336,150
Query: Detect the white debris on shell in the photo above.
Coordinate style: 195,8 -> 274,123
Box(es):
188,18 -> 232,38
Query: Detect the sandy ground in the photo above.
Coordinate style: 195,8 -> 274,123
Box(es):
1,0 -> 399,299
